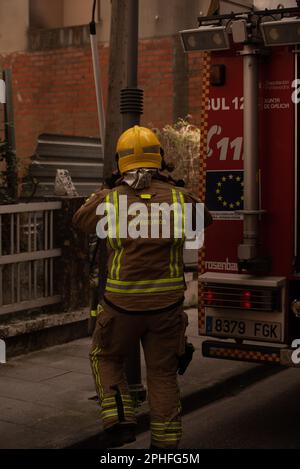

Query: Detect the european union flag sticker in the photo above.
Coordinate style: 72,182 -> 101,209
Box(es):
205,170 -> 244,220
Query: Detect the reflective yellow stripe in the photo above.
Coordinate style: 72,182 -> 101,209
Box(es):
171,190 -> 179,277
115,247 -> 124,280
90,346 -> 103,402
170,190 -> 177,279
106,285 -> 184,294
113,191 -> 122,249
173,189 -> 180,238
152,436 -> 181,442
101,408 -> 118,415
152,432 -> 182,438
123,409 -> 135,414
151,423 -> 182,428
111,249 -> 119,278
140,194 -> 152,199
174,243 -> 179,278
106,276 -> 184,294
151,420 -> 182,443
108,191 -> 123,280
152,435 -> 165,438
107,277 -> 183,286
92,354 -> 102,401
101,402 -> 116,410
179,191 -> 185,236
152,435 -> 180,439
175,191 -> 185,276
151,427 -> 182,434
102,413 -> 118,420
91,304 -> 103,317
106,194 -> 115,250
102,399 -> 117,407
121,393 -> 135,418
171,189 -> 185,278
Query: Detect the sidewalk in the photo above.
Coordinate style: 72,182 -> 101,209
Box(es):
0,308 -> 261,449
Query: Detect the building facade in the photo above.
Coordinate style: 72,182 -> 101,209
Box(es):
0,1 -> 253,169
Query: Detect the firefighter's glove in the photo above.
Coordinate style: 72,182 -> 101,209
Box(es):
177,341 -> 195,375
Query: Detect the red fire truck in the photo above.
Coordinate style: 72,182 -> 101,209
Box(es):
181,2 -> 300,366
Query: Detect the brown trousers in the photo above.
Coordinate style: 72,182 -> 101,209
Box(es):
90,301 -> 188,448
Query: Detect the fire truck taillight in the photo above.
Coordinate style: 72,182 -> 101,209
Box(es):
206,289 -> 213,305
241,291 -> 252,310
203,283 -> 281,312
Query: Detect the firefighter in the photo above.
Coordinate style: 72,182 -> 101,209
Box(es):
73,126 -> 212,449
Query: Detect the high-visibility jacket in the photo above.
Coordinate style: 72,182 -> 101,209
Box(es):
73,177 -> 211,312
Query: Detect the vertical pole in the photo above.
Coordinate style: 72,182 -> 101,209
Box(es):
121,0 -> 145,401
243,45 -> 259,228
0,215 -> 2,306
16,213 -> 20,302
44,211 -> 48,297
238,45 -> 260,263
121,0 -> 141,130
127,0 -> 138,89
50,210 -> 54,296
28,212 -> 32,298
3,70 -> 17,202
34,212 -> 38,299
121,0 -> 143,131
90,23 -> 106,147
295,50 -> 298,264
88,1 -> 109,339
10,214 -> 14,303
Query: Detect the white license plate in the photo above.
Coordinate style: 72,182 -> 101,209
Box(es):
206,316 -> 281,342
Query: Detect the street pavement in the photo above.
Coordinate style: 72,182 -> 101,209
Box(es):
0,308 -> 284,449
124,366 -> 300,449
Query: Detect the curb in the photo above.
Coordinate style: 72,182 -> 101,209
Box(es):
63,363 -> 284,449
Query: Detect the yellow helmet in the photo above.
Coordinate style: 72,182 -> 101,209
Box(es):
116,125 -> 162,174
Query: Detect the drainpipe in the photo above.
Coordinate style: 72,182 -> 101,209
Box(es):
238,44 -> 264,268
90,3 -> 106,153
3,69 -> 17,203
120,0 -> 143,130
120,0 -> 146,402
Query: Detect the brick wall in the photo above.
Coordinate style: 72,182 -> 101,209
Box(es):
0,36 -> 205,184
139,37 -> 174,129
0,46 -> 108,164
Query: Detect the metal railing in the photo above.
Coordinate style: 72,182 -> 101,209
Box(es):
0,202 -> 62,316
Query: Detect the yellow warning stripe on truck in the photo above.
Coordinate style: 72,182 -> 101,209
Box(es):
202,340 -> 281,364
